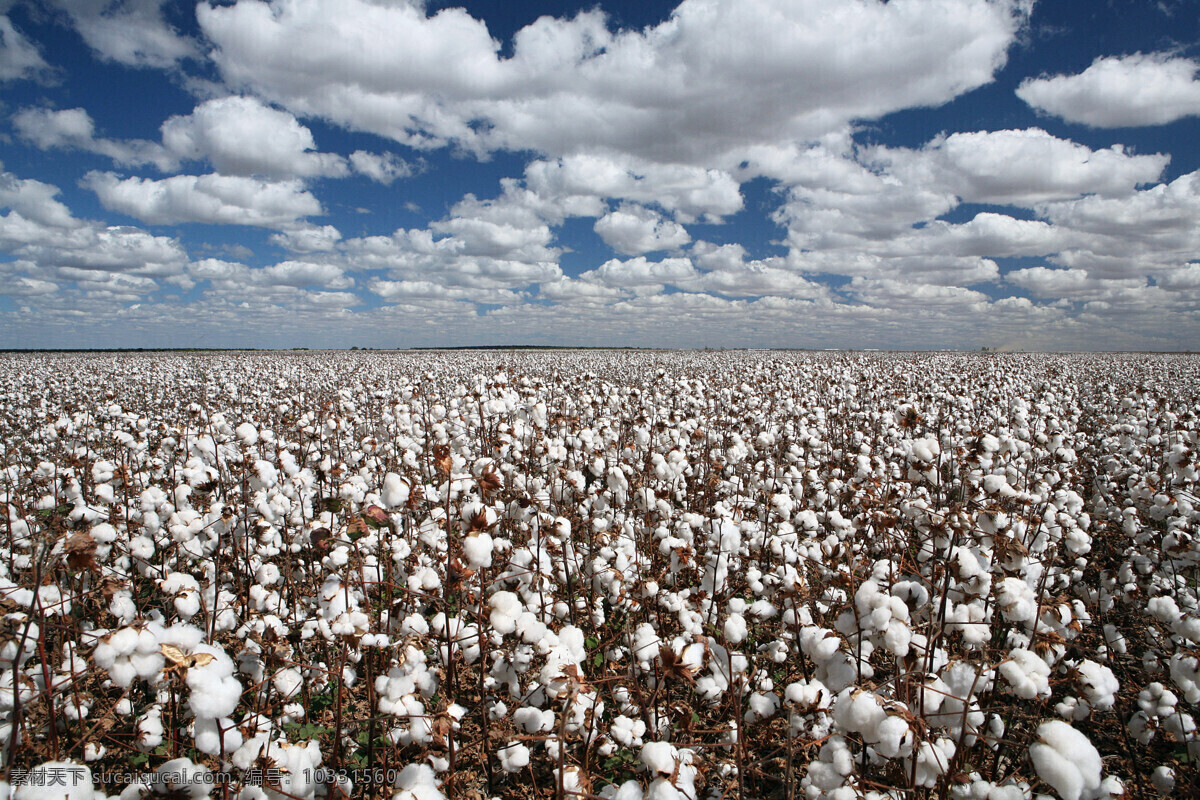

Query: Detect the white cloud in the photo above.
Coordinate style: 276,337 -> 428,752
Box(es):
161,96 -> 348,178
0,14 -> 52,82
581,256 -> 699,295
524,155 -> 743,222
82,171 -> 323,228
0,171 -> 80,229
269,224 -> 343,253
1017,53 -> 1200,128
874,128 -> 1167,206
197,0 -> 1028,163
594,204 -> 690,255
46,0 -> 199,68
345,228 -> 561,290
262,259 -> 352,289
13,107 -> 177,170
349,151 -> 415,184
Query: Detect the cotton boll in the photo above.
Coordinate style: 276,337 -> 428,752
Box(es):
1029,720 -> 1103,800
999,649 -> 1051,699
236,423 -> 259,446
997,578 -> 1038,624
248,740 -> 322,800
382,473 -> 411,508
640,741 -> 678,777
497,742 -> 530,773
488,591 -> 522,634
392,763 -> 444,800
1075,660 -> 1119,712
15,762 -> 95,800
273,667 -> 304,701
193,716 -> 243,757
186,646 -> 242,720
154,758 -> 212,800
1151,765 -> 1175,795
724,613 -> 748,645
463,532 -> 494,569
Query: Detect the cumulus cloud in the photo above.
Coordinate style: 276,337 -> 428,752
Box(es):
82,171 -> 324,228
349,151 -> 415,184
0,13 -> 52,82
197,0 -> 1028,164
874,128 -> 1167,206
262,259 -> 352,289
46,0 -> 199,68
13,107 -> 177,170
1017,53 -> 1200,128
269,224 -> 343,253
161,96 -> 348,178
594,204 -> 690,255
524,155 -> 743,222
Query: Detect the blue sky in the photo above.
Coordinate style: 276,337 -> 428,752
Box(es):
1,0 -> 1199,350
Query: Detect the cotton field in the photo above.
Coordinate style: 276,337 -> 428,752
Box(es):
0,350 -> 1198,800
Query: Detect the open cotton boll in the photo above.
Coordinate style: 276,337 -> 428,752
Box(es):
152,758 -> 212,800
1029,720 -> 1103,800
185,646 -> 242,720
462,531 -> 494,569
514,706 -> 555,734
382,473 -> 411,508
235,422 -> 259,446
192,715 -> 243,757
392,763 -> 444,800
723,613 -> 748,645
999,648 -> 1051,699
16,762 -> 100,800
1151,765 -> 1175,795
488,591 -> 522,634
497,742 -> 530,773
273,667 -> 304,701
1075,660 -> 1119,712
260,740 -> 323,800
996,578 -> 1038,624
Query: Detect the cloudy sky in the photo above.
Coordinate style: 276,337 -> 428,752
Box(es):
1,0 -> 1199,350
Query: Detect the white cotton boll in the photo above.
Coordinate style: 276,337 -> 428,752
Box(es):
745,692 -> 780,722
193,716 -> 243,757
514,707 -> 554,734
236,423 -> 259,446
400,613 -> 429,636
724,614 -> 748,645
392,763 -> 444,800
463,532 -> 494,569
273,667 -> 304,700
186,647 -> 242,720
260,740 -> 323,800
137,707 -> 163,750
999,648 -> 1051,699
1151,765 -> 1175,795
1076,661 -> 1119,712
609,781 -> 645,800
997,578 -> 1038,623
488,591 -> 521,634
610,715 -> 647,747
383,473 -> 411,509
911,737 -> 955,788
155,758 -> 212,800
497,742 -> 530,773
640,741 -> 677,776
15,762 -> 95,800
1029,720 -> 1103,800
256,563 -> 281,586
874,715 -> 911,759
832,688 -> 886,737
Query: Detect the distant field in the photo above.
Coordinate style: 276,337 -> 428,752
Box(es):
0,351 -> 1196,799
